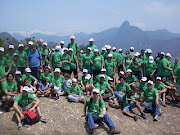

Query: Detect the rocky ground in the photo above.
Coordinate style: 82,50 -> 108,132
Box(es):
0,95 -> 180,135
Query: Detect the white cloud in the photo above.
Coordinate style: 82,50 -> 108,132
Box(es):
132,22 -> 146,29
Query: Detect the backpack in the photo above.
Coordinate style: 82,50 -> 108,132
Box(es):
88,98 -> 102,112
22,109 -> 39,125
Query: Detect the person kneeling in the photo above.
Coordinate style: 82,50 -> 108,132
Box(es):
13,86 -> 46,130
83,88 -> 120,135
120,90 -> 146,121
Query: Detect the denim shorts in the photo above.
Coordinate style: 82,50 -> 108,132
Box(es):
123,103 -> 136,112
176,84 -> 180,94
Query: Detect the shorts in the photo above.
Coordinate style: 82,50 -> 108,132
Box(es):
123,103 -> 136,112
20,103 -> 33,112
176,84 -> 180,94
2,95 -> 16,102
70,68 -> 77,76
62,69 -> 71,74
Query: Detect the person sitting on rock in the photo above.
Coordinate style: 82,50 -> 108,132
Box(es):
83,88 -> 120,135
67,78 -> 85,103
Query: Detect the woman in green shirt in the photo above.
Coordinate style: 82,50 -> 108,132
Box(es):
40,66 -> 53,83
41,43 -> 49,67
61,48 -> 71,75
81,47 -> 92,74
104,54 -> 116,78
123,51 -> 132,72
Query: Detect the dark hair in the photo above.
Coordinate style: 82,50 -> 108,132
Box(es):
126,90 -> 132,96
41,78 -> 48,84
119,77 -> 125,81
6,73 -> 14,79
126,51 -> 130,55
24,79 -> 29,83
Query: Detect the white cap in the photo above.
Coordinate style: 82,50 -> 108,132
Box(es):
55,45 -> 61,50
149,56 -> 154,63
141,77 -> 147,82
107,76 -> 113,81
108,53 -> 113,57
160,52 -> 165,55
112,47 -> 116,50
43,42 -> 48,46
130,47 -> 134,50
119,71 -> 124,75
135,52 -> 140,57
94,49 -> 99,52
87,47 -> 92,51
104,45 -> 109,49
23,86 -> 30,92
54,68 -> 61,73
147,49 -> 152,54
93,88 -> 99,93
89,38 -> 94,42
15,71 -> 21,75
118,48 -> 122,52
0,47 -> 4,52
126,69 -> 132,73
83,69 -> 88,73
166,53 -> 172,58
72,78 -> 77,82
63,48 -> 68,51
156,77 -> 161,80
101,68 -> 106,72
100,74 -> 105,78
60,41 -> 64,44
13,53 -> 18,56
45,66 -> 51,69
70,35 -> 75,39
18,44 -> 24,47
25,68 -> 31,73
28,41 -> 33,45
80,50 -> 84,53
106,45 -> 111,50
148,80 -> 154,85
9,45 -> 14,49
102,47 -> 106,51
68,48 -> 73,51
85,74 -> 91,80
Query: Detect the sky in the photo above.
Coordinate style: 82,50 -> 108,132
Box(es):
0,0 -> 180,36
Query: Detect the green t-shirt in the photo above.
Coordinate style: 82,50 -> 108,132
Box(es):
121,95 -> 135,107
40,73 -> 53,83
160,58 -> 171,76
70,55 -> 77,69
174,67 -> 180,84
80,76 -> 93,86
0,57 -> 7,79
95,82 -> 111,96
124,57 -> 131,70
104,59 -> 115,76
85,98 -> 106,114
156,58 -> 163,72
145,61 -> 157,76
5,52 -> 14,62
92,55 -> 103,70
94,74 -> 108,84
22,74 -> 35,84
131,58 -> 143,71
139,83 -> 147,93
16,50 -> 28,67
82,54 -> 92,69
171,63 -> 180,72
68,43 -> 80,55
15,93 -> 35,107
125,75 -> 136,84
103,52 -> 115,60
130,52 -> 135,57
115,83 -> 131,93
62,54 -> 70,70
41,49 -> 49,62
24,47 -> 32,55
37,45 -> 43,53
144,87 -> 158,102
51,75 -> 64,87
6,59 -> 17,73
117,53 -> 125,65
163,81 -> 171,86
85,44 -> 97,53
51,51 -> 62,68
2,81 -> 17,96
154,82 -> 165,91
67,85 -> 83,95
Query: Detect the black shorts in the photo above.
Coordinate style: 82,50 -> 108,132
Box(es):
62,69 -> 71,74
70,68 -> 77,76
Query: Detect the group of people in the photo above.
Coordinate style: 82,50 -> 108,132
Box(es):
0,35 -> 180,135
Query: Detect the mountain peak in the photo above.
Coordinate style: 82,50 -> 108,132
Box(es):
119,20 -> 130,30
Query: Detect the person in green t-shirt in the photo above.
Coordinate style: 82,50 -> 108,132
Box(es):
40,66 -> 53,83
115,71 -> 125,84
174,67 -> 180,102
24,41 -> 33,55
51,68 -> 64,100
61,48 -> 71,75
154,77 -> 167,107
100,47 -> 106,56
80,69 -> 88,92
171,58 -> 180,72
67,78 -> 84,103
83,88 -> 120,135
117,48 -> 125,73
114,77 -> 131,100
2,73 -> 17,112
85,38 -> 97,54
22,68 -> 38,86
104,53 -> 116,77
37,39 -> 44,53
130,47 -> 135,57
123,51 -> 132,72
68,48 -> 79,79
140,80 -> 161,121
5,45 -> 15,69
120,90 -> 146,121
6,53 -> 18,74
41,42 -> 49,67
139,77 -> 147,100
51,46 -> 62,70
94,68 -> 108,85
13,86 -> 46,130
81,74 -> 94,96
0,47 -> 8,80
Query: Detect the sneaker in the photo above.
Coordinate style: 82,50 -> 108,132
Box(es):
110,128 -> 120,134
4,106 -> 10,112
55,95 -> 59,100
18,122 -> 22,130
81,98 -> 85,104
141,112 -> 146,119
134,116 -> 138,121
153,115 -> 159,121
0,111 -> 3,114
92,129 -> 98,135
40,116 -> 47,123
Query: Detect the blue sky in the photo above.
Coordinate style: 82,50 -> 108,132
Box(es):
0,0 -> 180,36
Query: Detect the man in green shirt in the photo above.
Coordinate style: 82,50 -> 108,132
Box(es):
67,78 -> 84,103
24,41 -> 33,55
94,68 -> 108,85
130,47 -> 135,57
41,42 -> 49,67
83,88 -> 120,135
22,68 -> 38,86
104,53 -> 116,77
13,86 -> 46,130
117,48 -> 125,73
0,47 -> 7,80
51,46 -> 62,70
5,45 -> 15,64
85,38 -> 97,54
174,67 -> 180,102
141,80 -> 161,121
37,39 -> 43,53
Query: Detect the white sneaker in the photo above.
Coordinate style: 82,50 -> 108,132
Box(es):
18,122 -> 22,130
153,115 -> 159,121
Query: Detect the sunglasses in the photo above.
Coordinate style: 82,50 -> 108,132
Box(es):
93,92 -> 98,95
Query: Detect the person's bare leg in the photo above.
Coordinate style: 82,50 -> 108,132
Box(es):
123,111 -> 135,118
5,96 -> 11,107
36,106 -> 42,117
15,112 -> 21,123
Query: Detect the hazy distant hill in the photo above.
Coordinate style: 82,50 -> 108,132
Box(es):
0,32 -> 19,45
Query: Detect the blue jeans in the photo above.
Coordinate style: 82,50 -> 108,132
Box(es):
123,103 -> 136,112
30,66 -> 41,81
144,100 -> 161,116
87,113 -> 115,130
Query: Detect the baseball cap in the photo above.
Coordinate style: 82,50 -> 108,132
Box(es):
166,53 -> 172,58
60,41 -> 64,44
18,44 -> 24,47
149,56 -> 154,63
55,45 -> 61,50
94,49 -> 99,52
141,77 -> 147,82
83,69 -> 88,73
54,68 -> 61,73
156,77 -> 161,80
135,52 -> 140,57
106,45 -> 111,50
15,71 -> 21,75
101,68 -> 106,72
100,74 -> 105,78
160,52 -> 165,55
87,47 -> 92,51
80,50 -> 84,53
147,49 -> 152,54
25,68 -> 31,73
70,35 -> 75,39
23,86 -> 30,92
0,47 -> 4,52
102,47 -> 106,51
112,47 -> 116,50
93,88 -> 99,93
85,74 -> 91,80
43,42 -> 48,46
119,71 -> 124,75
147,80 -> 153,85
130,47 -> 134,50
107,76 -> 113,81
13,53 -> 19,56
9,45 -> 14,49
89,38 -> 94,42
108,53 -> 113,57
63,48 -> 68,51
68,48 -> 73,51
72,78 -> 77,82
126,69 -> 132,73
118,48 -> 123,52
28,41 -> 33,45
45,66 -> 51,69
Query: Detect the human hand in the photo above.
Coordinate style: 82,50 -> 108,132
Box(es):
99,114 -> 104,118
20,113 -> 24,119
